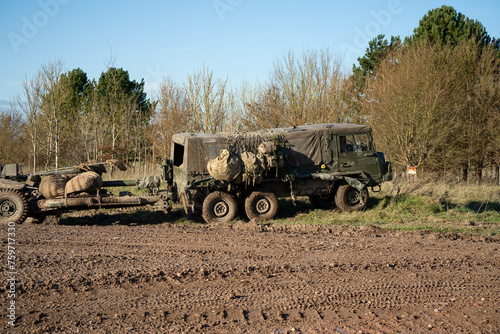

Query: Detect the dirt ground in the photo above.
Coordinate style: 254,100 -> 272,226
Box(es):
1,212 -> 499,333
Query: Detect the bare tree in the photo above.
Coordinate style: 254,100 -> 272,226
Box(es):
269,48 -> 349,126
77,82 -> 99,161
10,74 -> 42,172
0,110 -> 24,164
454,43 -> 500,181
364,41 -> 466,171
186,65 -> 228,133
222,85 -> 244,133
150,78 -> 191,159
243,85 -> 285,130
39,59 -> 67,170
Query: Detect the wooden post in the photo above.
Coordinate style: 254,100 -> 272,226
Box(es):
407,166 -> 417,183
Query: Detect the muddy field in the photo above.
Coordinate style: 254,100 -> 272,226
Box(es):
1,213 -> 499,333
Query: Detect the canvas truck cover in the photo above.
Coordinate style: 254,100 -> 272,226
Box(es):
268,123 -> 371,166
173,123 -> 372,176
172,133 -> 228,176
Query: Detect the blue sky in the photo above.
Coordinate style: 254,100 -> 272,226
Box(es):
1,0 -> 498,109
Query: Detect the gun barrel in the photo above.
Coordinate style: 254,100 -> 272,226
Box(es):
102,180 -> 138,187
37,194 -> 162,210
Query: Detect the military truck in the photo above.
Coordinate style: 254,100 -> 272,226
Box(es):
0,123 -> 391,225
166,123 -> 392,223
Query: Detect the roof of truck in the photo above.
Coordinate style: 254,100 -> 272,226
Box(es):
173,123 -> 371,141
267,123 -> 371,134
172,132 -> 225,144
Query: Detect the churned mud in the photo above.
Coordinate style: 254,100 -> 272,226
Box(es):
1,215 -> 499,333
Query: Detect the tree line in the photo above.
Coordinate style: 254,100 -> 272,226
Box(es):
2,6 -> 499,181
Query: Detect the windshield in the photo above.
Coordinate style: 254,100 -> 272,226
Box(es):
339,133 -> 372,153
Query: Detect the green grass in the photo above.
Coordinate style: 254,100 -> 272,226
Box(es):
62,176 -> 500,236
265,180 -> 500,236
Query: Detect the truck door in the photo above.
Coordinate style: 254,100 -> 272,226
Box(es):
338,133 -> 380,177
327,134 -> 339,170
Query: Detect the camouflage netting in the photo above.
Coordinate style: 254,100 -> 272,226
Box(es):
207,131 -> 287,185
221,130 -> 287,155
65,171 -> 103,195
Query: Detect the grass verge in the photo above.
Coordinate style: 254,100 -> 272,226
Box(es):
269,180 -> 500,236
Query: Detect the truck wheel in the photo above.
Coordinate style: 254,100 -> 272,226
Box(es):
334,184 -> 368,212
202,191 -> 238,223
309,193 -> 336,209
0,189 -> 28,224
245,189 -> 278,221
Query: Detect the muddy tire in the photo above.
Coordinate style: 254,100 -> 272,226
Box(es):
202,191 -> 238,224
0,189 -> 28,224
309,193 -> 336,209
334,184 -> 368,212
244,189 -> 279,221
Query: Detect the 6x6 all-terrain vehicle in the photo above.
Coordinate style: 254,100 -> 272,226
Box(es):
165,123 -> 392,223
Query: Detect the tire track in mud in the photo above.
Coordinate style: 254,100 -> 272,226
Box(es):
15,275 -> 499,333
2,223 -> 499,333
13,254 -> 500,332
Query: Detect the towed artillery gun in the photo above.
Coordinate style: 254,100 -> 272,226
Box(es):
0,161 -> 167,224
1,123 -> 393,225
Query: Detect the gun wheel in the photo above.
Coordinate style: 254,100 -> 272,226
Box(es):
334,184 -> 368,212
202,191 -> 238,223
0,189 -> 28,224
244,189 -> 278,221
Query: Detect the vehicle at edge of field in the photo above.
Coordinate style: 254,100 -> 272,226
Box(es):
0,123 -> 392,225
167,123 -> 392,223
